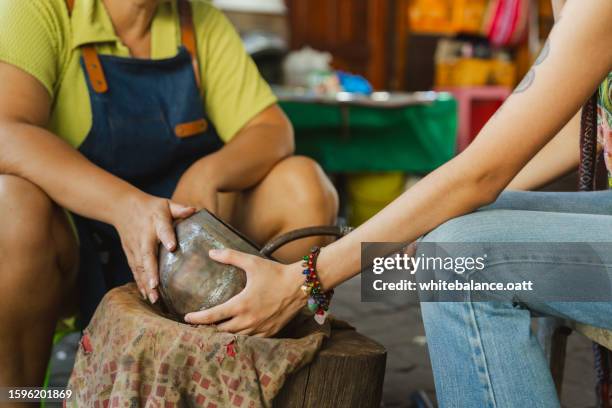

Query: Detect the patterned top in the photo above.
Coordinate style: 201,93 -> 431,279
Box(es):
597,72 -> 612,187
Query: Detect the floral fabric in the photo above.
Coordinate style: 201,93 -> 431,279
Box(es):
68,284 -> 330,408
597,72 -> 612,187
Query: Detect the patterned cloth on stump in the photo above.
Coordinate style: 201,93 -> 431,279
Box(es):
68,284 -> 330,407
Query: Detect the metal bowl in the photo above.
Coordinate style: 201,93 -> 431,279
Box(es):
158,210 -> 261,317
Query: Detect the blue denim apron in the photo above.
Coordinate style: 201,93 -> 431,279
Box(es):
68,1 -> 223,325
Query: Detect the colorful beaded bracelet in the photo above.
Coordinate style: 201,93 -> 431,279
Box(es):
300,246 -> 333,325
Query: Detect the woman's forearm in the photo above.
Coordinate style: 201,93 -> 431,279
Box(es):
318,159 -> 494,288
316,0 -> 612,290
0,121 -> 142,225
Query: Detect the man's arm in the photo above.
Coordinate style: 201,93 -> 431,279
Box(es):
172,104 -> 294,210
172,5 -> 294,212
198,104 -> 293,192
0,62 -> 194,302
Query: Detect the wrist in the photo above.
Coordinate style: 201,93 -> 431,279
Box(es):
109,188 -> 150,227
284,261 -> 309,306
315,247 -> 335,291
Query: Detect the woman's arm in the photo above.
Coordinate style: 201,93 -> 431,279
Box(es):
0,62 -> 195,303
316,0 -> 612,288
185,0 -> 612,335
507,0 -> 578,191
506,109 -> 580,191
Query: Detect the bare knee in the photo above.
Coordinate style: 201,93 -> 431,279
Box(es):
0,175 -> 56,249
0,175 -> 76,283
271,156 -> 339,224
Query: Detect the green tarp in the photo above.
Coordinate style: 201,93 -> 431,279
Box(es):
280,94 -> 457,173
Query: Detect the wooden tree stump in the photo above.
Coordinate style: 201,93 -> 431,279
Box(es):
274,324 -> 387,408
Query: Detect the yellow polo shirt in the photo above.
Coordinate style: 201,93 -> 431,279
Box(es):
0,0 -> 277,146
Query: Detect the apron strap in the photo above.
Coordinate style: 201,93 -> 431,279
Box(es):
81,46 -> 109,93
64,0 -> 109,93
178,0 -> 201,87
65,0 -> 75,15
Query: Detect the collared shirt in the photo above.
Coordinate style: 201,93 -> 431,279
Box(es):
0,0 -> 277,146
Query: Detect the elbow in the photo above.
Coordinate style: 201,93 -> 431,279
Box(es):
470,168 -> 511,207
450,160 -> 506,209
449,145 -> 518,208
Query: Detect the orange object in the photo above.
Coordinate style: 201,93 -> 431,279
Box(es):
408,0 -> 454,34
490,59 -> 516,87
452,0 -> 488,33
81,46 -> 108,94
436,57 -> 516,87
409,0 -> 487,35
174,119 -> 208,138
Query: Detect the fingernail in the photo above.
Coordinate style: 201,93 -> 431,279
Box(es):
149,292 -> 158,304
165,242 -> 175,251
141,291 -> 147,300
149,278 -> 157,290
184,314 -> 192,323
209,249 -> 222,257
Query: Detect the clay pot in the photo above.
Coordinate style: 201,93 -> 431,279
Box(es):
158,210 -> 349,317
158,210 -> 260,317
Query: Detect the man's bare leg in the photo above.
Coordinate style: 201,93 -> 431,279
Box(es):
222,156 -> 339,262
0,175 -> 77,404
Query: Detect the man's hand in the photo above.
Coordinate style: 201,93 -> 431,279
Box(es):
173,157 -> 220,213
112,192 -> 196,303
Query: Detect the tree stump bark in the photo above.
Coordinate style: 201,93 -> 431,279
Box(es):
274,325 -> 387,408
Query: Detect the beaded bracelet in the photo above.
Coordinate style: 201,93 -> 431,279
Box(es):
300,246 -> 333,325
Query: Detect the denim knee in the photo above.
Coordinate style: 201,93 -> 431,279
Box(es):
421,210 -> 521,244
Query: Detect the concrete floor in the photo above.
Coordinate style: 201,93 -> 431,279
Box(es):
49,276 -> 598,408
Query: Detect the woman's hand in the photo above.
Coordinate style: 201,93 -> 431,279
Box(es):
112,192 -> 196,303
184,249 -> 307,337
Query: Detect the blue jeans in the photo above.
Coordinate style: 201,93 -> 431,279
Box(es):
418,190 -> 612,408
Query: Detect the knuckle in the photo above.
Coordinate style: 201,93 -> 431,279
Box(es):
200,312 -> 214,323
142,250 -> 156,260
244,256 -> 257,268
159,224 -> 172,235
234,301 -> 249,315
223,250 -> 235,262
